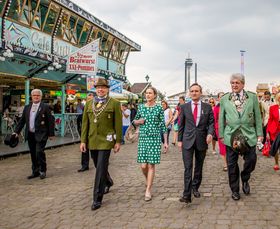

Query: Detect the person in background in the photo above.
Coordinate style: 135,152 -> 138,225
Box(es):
266,92 -> 280,171
53,100 -> 61,113
161,100 -> 173,153
213,92 -> 227,171
121,103 -> 131,144
260,91 -> 274,144
209,98 -> 217,155
133,87 -> 168,201
65,102 -> 70,113
172,96 -> 185,146
15,101 -> 25,121
48,100 -> 54,112
130,103 -> 137,122
77,93 -> 94,173
178,83 -> 214,205
10,101 -> 18,112
76,99 -> 84,135
219,73 -> 263,201
70,103 -> 75,113
14,89 -> 55,180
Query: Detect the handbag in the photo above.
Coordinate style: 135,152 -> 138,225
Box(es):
262,140 -> 271,157
125,123 -> 139,143
230,129 -> 250,155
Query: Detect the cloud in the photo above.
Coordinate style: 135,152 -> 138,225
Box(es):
72,0 -> 280,95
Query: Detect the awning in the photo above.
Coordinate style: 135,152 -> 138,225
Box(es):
109,90 -> 138,100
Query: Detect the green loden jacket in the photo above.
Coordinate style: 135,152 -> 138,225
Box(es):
81,97 -> 122,150
219,91 -> 263,147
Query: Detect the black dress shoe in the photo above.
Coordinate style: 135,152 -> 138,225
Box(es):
231,192 -> 240,201
91,202 -> 101,211
77,167 -> 89,172
104,180 -> 114,194
104,186 -> 111,194
179,196 -> 191,204
39,172 -> 46,179
27,173 -> 39,179
242,181 -> 250,195
193,189 -> 201,198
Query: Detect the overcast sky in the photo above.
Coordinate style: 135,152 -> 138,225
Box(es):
72,0 -> 280,95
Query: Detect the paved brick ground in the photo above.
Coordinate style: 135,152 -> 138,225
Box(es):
1,140 -> 280,229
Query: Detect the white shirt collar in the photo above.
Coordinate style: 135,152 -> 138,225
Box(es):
191,100 -> 201,105
235,90 -> 244,97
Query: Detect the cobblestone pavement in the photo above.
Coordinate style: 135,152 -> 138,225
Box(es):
1,140 -> 280,229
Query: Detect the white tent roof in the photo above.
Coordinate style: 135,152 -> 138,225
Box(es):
109,90 -> 138,100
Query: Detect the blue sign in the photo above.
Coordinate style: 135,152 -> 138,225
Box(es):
110,80 -> 123,94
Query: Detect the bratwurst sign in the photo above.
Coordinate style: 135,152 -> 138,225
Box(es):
66,39 -> 99,75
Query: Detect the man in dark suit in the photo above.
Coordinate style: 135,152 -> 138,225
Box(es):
178,83 -> 214,204
14,89 -> 55,179
77,93 -> 93,172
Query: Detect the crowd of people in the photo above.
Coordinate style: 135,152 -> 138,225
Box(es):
7,74 -> 280,211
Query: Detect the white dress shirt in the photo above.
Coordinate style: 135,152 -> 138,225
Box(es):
29,102 -> 40,132
234,90 -> 244,99
191,100 -> 201,126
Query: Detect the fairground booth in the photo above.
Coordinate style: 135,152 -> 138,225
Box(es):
0,0 -> 140,138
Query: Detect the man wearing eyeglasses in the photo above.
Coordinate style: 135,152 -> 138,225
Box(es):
14,89 -> 55,180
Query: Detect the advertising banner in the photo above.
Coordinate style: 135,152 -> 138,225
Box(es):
66,39 -> 99,75
5,21 -> 52,54
109,79 -> 123,94
87,77 -> 97,92
87,77 -> 123,93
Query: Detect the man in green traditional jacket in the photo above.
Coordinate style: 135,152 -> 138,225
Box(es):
219,73 -> 263,201
80,78 -> 122,210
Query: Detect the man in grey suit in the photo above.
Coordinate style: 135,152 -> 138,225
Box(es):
178,83 -> 214,204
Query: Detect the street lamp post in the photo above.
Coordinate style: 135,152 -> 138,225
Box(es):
240,50 -> 245,75
142,74 -> 150,103
145,74 -> 150,83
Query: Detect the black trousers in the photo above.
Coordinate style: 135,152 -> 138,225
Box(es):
90,150 -> 113,203
77,114 -> 83,137
182,145 -> 206,198
27,132 -> 47,174
262,125 -> 267,144
80,150 -> 90,168
226,145 -> 257,193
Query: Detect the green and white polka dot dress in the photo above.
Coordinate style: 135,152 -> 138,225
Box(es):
135,104 -> 167,164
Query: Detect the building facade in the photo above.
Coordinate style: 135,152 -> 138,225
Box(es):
0,0 -> 140,136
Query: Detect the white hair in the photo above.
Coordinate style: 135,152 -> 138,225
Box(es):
31,89 -> 43,96
230,73 -> 245,84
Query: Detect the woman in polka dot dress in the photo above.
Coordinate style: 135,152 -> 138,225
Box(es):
133,87 -> 168,201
